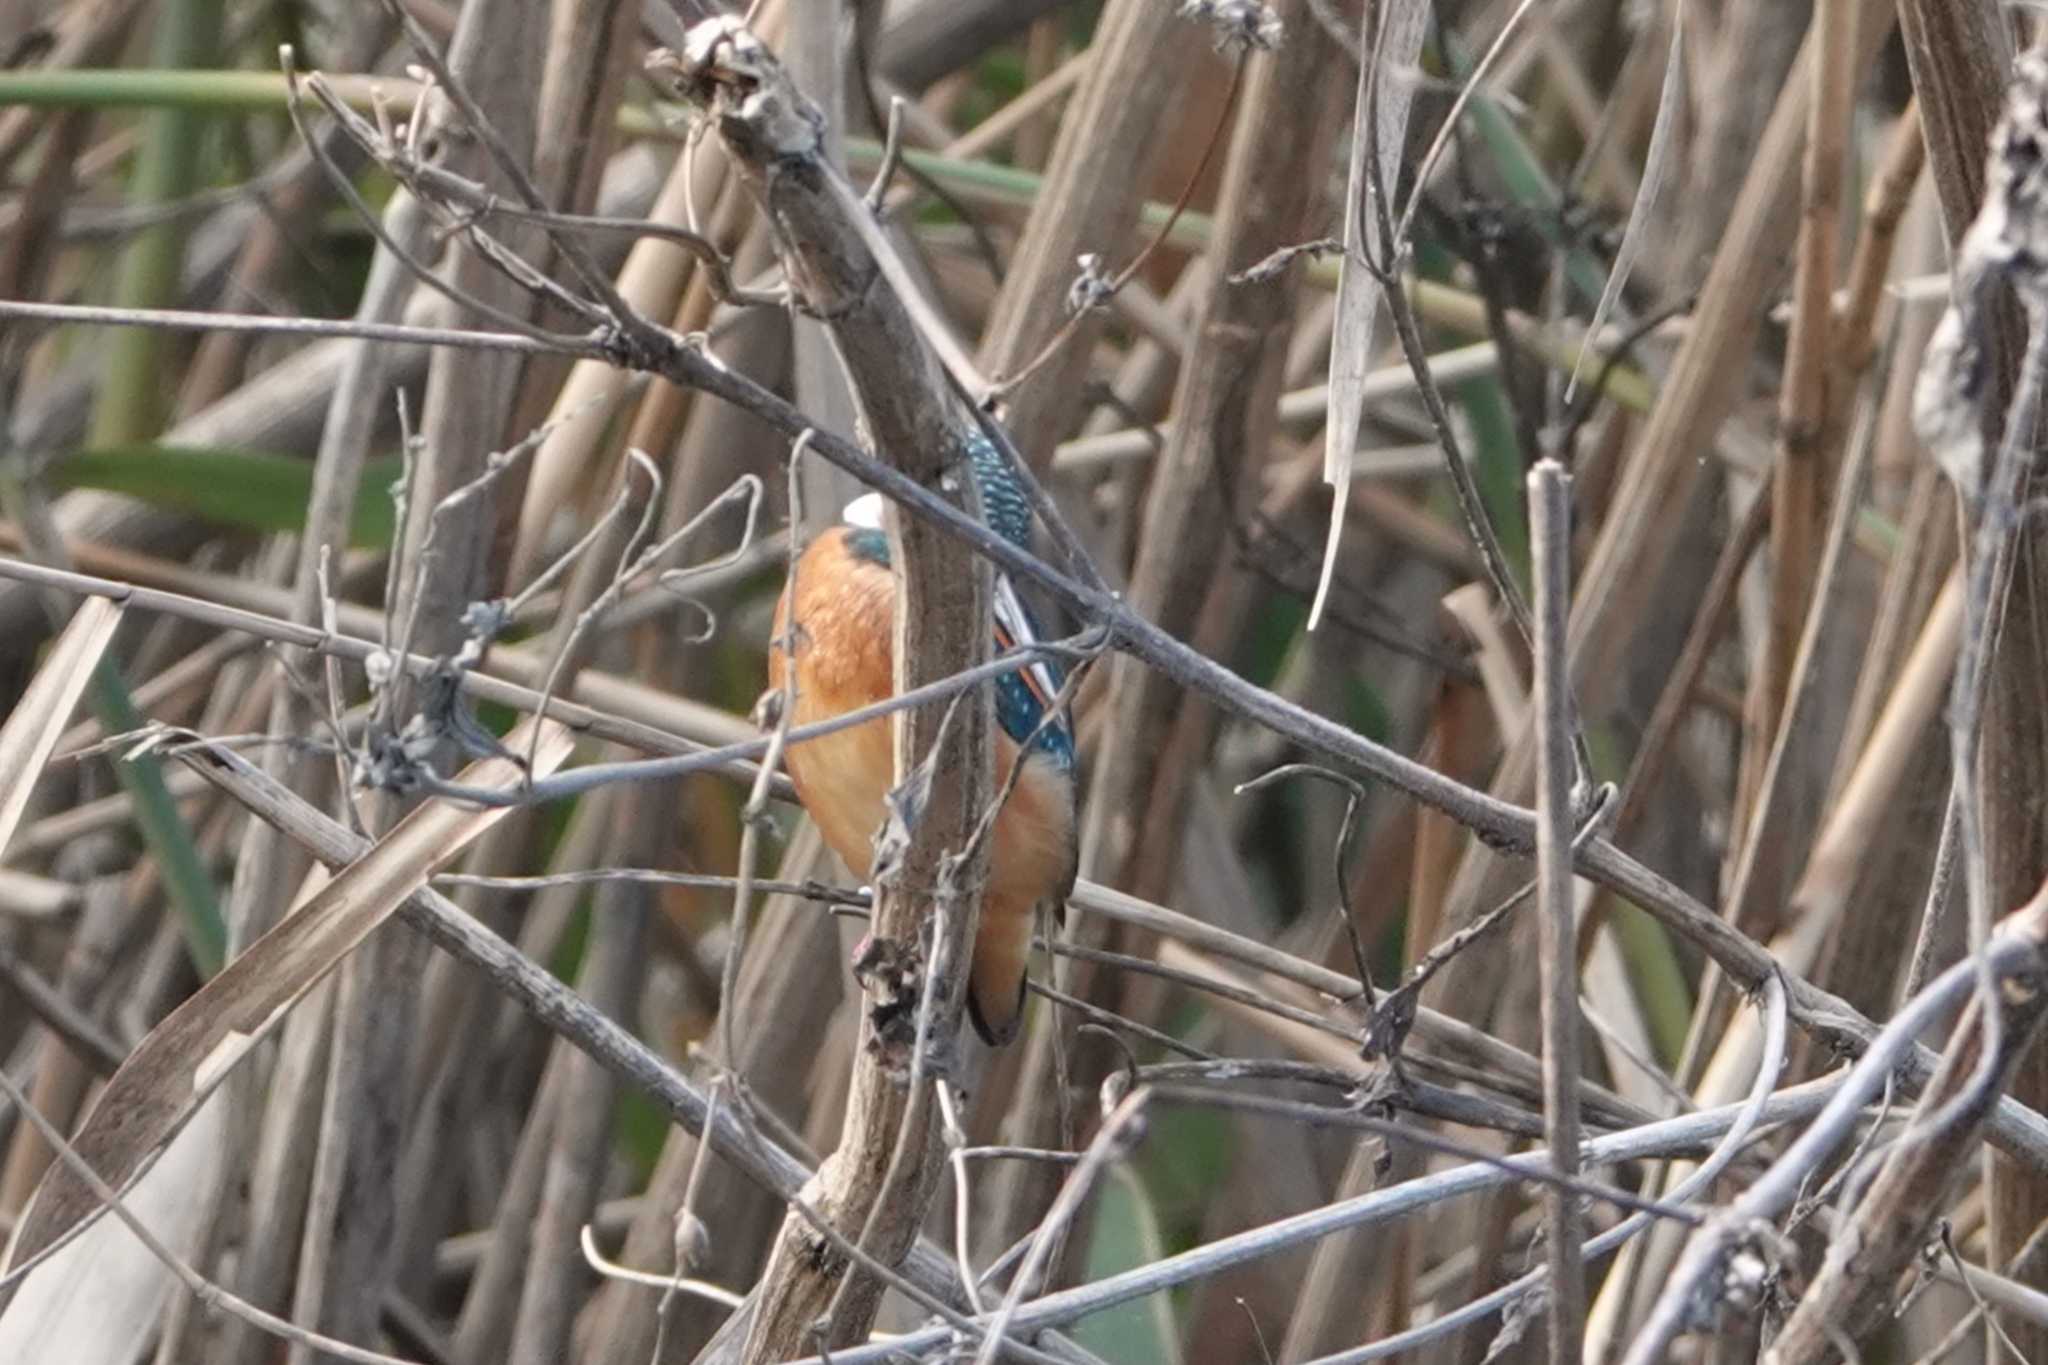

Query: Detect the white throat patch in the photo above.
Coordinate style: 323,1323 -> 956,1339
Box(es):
842,492 -> 886,529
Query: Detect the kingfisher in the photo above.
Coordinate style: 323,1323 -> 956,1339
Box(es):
768,431 -> 1079,1044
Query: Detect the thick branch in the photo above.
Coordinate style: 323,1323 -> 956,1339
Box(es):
657,20 -> 994,1360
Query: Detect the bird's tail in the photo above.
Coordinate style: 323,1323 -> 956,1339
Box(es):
966,893 -> 1037,1045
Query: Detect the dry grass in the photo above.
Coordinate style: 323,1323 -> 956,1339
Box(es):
1,1 -> 2046,1362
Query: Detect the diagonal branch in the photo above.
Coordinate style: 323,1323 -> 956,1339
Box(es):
652,19 -> 993,1360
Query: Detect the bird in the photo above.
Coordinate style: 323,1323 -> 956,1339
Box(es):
767,431 -> 1078,1044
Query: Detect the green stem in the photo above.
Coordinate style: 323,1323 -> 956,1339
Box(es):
88,0 -> 228,447
88,661 -> 228,976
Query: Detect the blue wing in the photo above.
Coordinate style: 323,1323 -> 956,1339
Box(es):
965,428 -> 1075,767
839,429 -> 1075,768
964,428 -> 1034,548
991,573 -> 1075,770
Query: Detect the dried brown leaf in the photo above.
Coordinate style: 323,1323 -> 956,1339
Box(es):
1311,0 -> 1428,629
0,596 -> 122,862
2,718 -> 574,1268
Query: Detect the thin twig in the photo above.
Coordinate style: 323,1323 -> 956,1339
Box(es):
1234,763 -> 1376,1007
1394,0 -> 1542,251
1299,975 -> 1791,1364
414,634 -> 1095,808
862,94 -> 907,212
802,1061 -> 1838,1365
373,0 -> 648,328
985,55 -> 1249,401
282,46 -> 574,347
972,1089 -> 1152,1365
1624,922 -> 2048,1365
1528,457 -> 1585,1363
576,1225 -> 742,1308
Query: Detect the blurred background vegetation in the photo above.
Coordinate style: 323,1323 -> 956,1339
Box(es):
0,0 -> 2038,1362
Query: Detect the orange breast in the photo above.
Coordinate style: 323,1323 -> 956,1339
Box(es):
768,529 -> 1077,1041
769,532 -> 899,881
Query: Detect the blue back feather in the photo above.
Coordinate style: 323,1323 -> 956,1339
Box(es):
966,429 -> 1075,771
837,430 -> 1075,771
966,428 -> 1034,548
